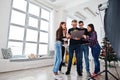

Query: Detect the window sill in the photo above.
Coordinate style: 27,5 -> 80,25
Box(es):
9,56 -> 54,62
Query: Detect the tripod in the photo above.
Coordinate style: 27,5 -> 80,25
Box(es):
88,39 -> 119,80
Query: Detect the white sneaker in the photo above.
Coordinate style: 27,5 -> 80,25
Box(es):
59,71 -> 64,74
87,72 -> 91,77
54,75 -> 63,80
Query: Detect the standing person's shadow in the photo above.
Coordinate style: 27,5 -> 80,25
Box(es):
66,75 -> 83,80
66,75 -> 72,80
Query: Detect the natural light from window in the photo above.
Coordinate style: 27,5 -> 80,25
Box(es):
8,0 -> 50,56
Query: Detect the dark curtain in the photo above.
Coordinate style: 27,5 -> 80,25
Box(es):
104,0 -> 120,58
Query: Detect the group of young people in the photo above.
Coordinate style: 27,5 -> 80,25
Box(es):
53,20 -> 101,80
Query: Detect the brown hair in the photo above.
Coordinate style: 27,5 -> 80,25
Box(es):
79,21 -> 84,24
58,22 -> 66,30
88,24 -> 95,32
72,19 -> 77,23
56,22 -> 66,41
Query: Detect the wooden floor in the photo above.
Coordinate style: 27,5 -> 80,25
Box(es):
0,60 -> 120,80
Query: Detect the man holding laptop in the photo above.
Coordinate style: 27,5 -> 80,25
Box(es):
66,20 -> 84,76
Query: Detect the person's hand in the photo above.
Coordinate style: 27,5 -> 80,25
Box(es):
66,34 -> 71,39
83,35 -> 87,39
74,37 -> 80,40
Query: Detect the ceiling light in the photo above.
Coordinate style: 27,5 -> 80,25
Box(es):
74,12 -> 86,20
49,0 -> 56,2
84,7 -> 96,17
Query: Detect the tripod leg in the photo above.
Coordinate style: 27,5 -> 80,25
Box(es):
105,69 -> 108,80
88,70 -> 105,80
107,71 -> 119,80
96,70 -> 105,76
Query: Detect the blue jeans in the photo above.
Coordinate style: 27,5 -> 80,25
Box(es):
91,44 -> 101,74
67,44 -> 82,73
81,44 -> 90,72
53,41 -> 62,73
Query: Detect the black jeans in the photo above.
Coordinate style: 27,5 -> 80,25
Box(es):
67,44 -> 82,73
59,46 -> 65,71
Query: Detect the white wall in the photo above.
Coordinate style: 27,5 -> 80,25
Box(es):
0,0 -> 11,59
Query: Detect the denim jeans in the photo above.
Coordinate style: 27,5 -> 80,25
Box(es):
81,44 -> 90,72
91,44 -> 101,74
53,41 -> 62,73
59,46 -> 65,71
67,44 -> 82,73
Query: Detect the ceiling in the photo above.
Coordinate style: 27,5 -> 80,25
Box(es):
35,0 -> 90,9
47,0 -> 90,8
35,0 -> 108,20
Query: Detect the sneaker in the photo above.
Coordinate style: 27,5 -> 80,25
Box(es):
91,73 -> 97,77
87,72 -> 91,77
54,75 -> 63,80
54,72 -> 58,75
92,72 -> 101,77
78,72 -> 82,76
59,71 -> 64,74
65,71 -> 70,75
62,62 -> 66,66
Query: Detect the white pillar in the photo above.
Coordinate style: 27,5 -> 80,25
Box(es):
49,9 -> 67,51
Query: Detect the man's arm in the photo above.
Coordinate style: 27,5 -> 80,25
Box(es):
66,29 -> 71,39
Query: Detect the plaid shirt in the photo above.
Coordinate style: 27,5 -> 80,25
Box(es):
86,31 -> 99,47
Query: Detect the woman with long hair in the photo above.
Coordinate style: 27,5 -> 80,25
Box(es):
83,24 -> 101,76
59,27 -> 67,72
53,22 -> 67,80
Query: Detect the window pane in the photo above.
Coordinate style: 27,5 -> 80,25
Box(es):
39,44 -> 48,55
29,3 -> 40,16
28,17 -> 38,28
41,9 -> 50,20
13,0 -> 27,12
26,29 -> 38,42
9,25 -> 24,40
8,41 -> 23,55
39,32 -> 48,43
40,20 -> 49,31
25,43 -> 37,55
11,10 -> 25,25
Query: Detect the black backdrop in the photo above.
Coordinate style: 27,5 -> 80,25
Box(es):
104,0 -> 120,58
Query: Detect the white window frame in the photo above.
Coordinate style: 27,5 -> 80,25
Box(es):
7,0 -> 50,56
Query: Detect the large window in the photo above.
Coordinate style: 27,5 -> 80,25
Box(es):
8,0 -> 50,56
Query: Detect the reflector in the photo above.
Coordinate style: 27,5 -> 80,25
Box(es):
104,0 -> 120,58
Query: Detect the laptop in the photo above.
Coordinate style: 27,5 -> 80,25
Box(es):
71,30 -> 85,39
